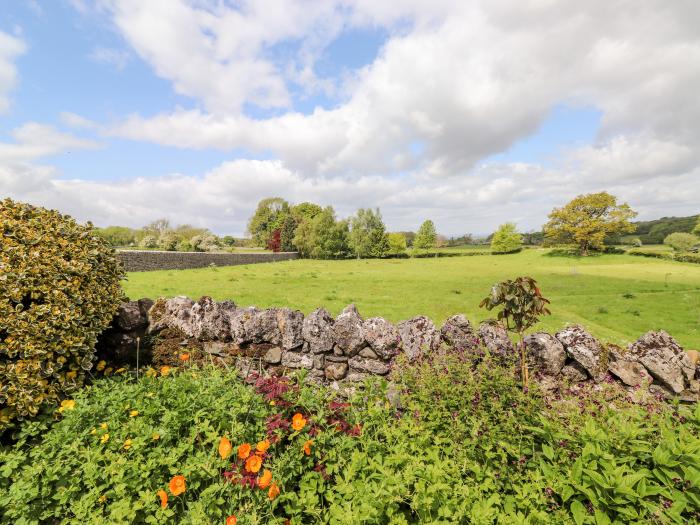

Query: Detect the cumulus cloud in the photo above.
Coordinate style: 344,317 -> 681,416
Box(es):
0,30 -> 25,113
3,0 -> 700,235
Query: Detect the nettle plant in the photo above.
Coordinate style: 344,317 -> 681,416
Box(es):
479,276 -> 550,389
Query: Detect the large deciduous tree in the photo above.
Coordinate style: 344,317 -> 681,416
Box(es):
247,197 -> 290,247
491,223 -> 523,254
349,208 -> 389,258
414,220 -> 437,250
543,192 -> 637,255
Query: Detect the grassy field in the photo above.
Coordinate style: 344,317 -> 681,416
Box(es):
122,249 -> 700,348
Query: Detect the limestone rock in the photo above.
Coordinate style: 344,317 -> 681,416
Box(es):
363,317 -> 401,360
560,361 -> 589,382
190,296 -> 236,341
629,331 -> 694,394
263,346 -> 282,364
325,361 -> 348,380
478,322 -> 514,357
556,325 -> 604,381
281,350 -> 314,369
348,355 -> 391,375
116,300 -> 151,331
229,307 -> 261,345
276,308 -> 304,350
397,316 -> 441,361
302,308 -> 335,354
332,304 -> 365,356
313,354 -> 325,370
441,314 -> 479,351
358,347 -> 379,359
149,296 -> 195,334
607,349 -> 651,387
524,332 -> 566,375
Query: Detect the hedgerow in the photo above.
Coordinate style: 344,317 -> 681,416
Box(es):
0,199 -> 124,430
1,354 -> 698,524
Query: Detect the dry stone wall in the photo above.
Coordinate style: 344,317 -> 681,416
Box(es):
117,250 -> 298,272
98,296 -> 700,402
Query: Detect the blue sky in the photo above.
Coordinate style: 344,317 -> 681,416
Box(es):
0,1 -> 697,235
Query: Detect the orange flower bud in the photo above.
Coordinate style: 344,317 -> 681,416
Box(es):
268,482 -> 280,500
218,437 -> 232,459
157,489 -> 168,509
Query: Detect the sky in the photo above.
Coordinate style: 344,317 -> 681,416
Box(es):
1,0 -> 699,237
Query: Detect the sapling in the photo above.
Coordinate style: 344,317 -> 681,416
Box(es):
479,276 -> 551,389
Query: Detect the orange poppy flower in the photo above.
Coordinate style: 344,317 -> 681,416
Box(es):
302,439 -> 313,456
257,469 -> 272,489
218,437 -> 232,459
291,413 -> 307,431
160,365 -> 171,376
226,516 -> 237,525
256,439 -> 270,454
238,442 -> 251,459
179,353 -> 190,361
157,489 -> 168,509
245,454 -> 262,473
169,475 -> 186,496
268,482 -> 280,500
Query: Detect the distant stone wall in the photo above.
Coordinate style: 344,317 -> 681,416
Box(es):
117,250 -> 298,272
97,296 -> 700,402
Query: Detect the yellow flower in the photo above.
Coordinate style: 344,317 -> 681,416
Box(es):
123,439 -> 132,450
104,367 -> 113,376
58,399 -> 75,413
100,433 -> 110,444
145,392 -> 155,398
269,400 -> 276,406
98,494 -> 107,504
90,427 -> 97,435
100,422 -> 108,430
66,370 -> 77,380
129,410 -> 139,417
96,360 -> 106,372
115,368 -> 126,374
152,433 -> 161,441
160,366 -> 171,376
145,368 -> 158,378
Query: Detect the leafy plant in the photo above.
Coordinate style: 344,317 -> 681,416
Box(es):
414,220 -> 437,250
479,276 -> 551,388
664,232 -> 699,253
0,198 -> 124,430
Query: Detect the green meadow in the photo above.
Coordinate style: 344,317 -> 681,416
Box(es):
122,249 -> 700,348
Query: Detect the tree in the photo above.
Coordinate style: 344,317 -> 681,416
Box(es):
95,226 -> 136,246
292,217 -> 316,258
349,208 -> 389,258
191,234 -> 220,252
387,233 -> 407,255
247,197 -> 290,247
143,218 -> 171,237
491,223 -> 523,254
414,220 -> 437,250
664,232 -> 698,252
158,232 -> 179,251
139,235 -> 158,249
293,207 -> 350,259
291,202 -> 323,223
543,192 -> 637,255
396,231 -> 416,247
279,214 -> 297,252
693,218 -> 700,236
479,277 -> 551,390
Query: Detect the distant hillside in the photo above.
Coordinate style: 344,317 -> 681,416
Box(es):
629,214 -> 699,244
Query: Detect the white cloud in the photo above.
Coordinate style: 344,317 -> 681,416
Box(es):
0,30 -> 26,113
89,46 -> 131,70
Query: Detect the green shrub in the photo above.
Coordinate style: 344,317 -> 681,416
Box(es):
491,222 -> 523,254
3,358 -> 698,524
664,232 -> 699,253
0,199 -> 124,430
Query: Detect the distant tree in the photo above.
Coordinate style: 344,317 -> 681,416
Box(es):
158,232 -> 178,251
436,235 -> 448,248
521,230 -> 544,246
178,239 -> 194,252
267,229 -> 282,252
139,235 -> 158,249
693,218 -> 700,236
291,202 -> 323,223
312,207 -> 350,259
414,220 -> 437,250
349,208 -> 389,258
221,235 -> 236,247
174,224 -> 209,241
247,197 -> 290,247
543,192 -> 637,255
95,226 -> 136,246
387,233 -> 407,255
631,238 -> 643,247
279,214 -> 297,252
397,231 -> 416,247
292,218 -> 316,258
143,218 -> 171,236
447,233 -> 474,246
191,234 -> 220,252
491,223 -> 523,254
664,232 -> 698,253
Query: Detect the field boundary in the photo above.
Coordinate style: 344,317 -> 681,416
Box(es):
117,250 -> 298,272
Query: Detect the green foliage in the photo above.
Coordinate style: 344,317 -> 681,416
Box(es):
631,214 -> 699,244
349,208 -> 389,258
95,226 -> 136,247
191,234 -> 221,253
491,222 -> 523,254
293,207 -> 349,259
290,202 -> 323,223
414,220 -> 437,250
479,276 -> 551,387
247,198 -> 291,247
0,198 -> 124,430
279,214 -> 297,252
4,357 -> 698,524
544,192 -> 637,255
664,232 -> 698,253
157,232 -> 179,251
139,235 -> 158,249
386,233 -> 407,255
